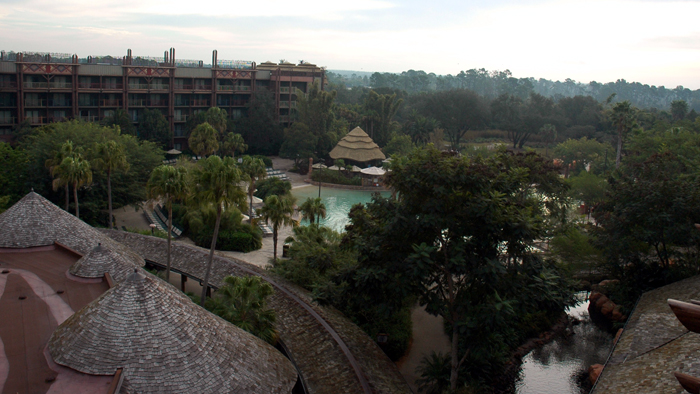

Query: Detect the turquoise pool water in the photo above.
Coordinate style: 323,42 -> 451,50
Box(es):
291,186 -> 389,232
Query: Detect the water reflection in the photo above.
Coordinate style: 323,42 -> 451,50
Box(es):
291,187 -> 389,232
514,294 -> 614,394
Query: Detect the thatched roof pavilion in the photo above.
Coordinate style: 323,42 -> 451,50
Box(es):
70,243 -> 142,282
49,269 -> 298,393
330,126 -> 386,162
0,192 -> 145,280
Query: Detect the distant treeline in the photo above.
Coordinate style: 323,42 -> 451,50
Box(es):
327,69 -> 700,111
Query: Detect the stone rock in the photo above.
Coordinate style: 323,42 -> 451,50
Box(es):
595,294 -> 610,308
589,364 -> 604,385
589,291 -> 603,304
601,300 -> 616,317
599,279 -> 619,287
614,328 -> 624,345
612,306 -> 625,322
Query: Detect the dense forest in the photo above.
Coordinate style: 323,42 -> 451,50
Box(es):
328,69 -> 700,111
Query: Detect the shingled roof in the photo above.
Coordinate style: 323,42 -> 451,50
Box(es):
330,126 -> 386,162
70,243 -> 141,282
49,270 -> 297,393
0,192 -> 145,279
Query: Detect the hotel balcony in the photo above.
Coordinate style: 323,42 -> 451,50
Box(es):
0,116 -> 16,125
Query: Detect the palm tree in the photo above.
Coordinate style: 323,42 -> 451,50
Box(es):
221,132 -> 248,158
190,155 -> 246,306
94,140 -> 129,229
55,155 -> 92,219
206,275 -> 278,344
240,156 -> 266,222
258,194 -> 297,260
147,165 -> 189,282
299,197 -> 326,225
611,101 -> 636,169
46,140 -> 79,211
188,122 -> 219,157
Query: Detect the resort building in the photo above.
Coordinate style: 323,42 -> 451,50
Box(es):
0,49 -> 326,150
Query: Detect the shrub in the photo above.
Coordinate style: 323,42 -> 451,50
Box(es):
311,169 -> 361,186
253,155 -> 273,168
254,177 -> 292,200
192,224 -> 262,252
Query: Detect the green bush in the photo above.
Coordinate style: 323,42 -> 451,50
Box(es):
192,224 -> 262,252
254,177 -> 292,200
311,169 -> 361,186
253,155 -> 273,168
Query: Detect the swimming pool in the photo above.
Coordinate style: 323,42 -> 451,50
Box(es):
291,186 -> 390,232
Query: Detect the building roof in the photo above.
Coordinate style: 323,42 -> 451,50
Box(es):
69,243 -> 141,282
0,192 -> 145,281
592,275 -> 700,394
49,269 -> 298,393
329,126 -> 386,162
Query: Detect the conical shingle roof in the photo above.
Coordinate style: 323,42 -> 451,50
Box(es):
0,192 -> 144,280
329,126 -> 386,162
70,243 -> 141,282
48,270 -> 297,393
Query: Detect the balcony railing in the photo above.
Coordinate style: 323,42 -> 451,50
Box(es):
128,99 -> 146,106
279,87 -> 291,93
49,100 -> 71,107
279,101 -> 297,108
148,100 -> 168,106
217,85 -> 234,91
191,99 -> 210,106
24,82 -> 49,88
173,115 -> 189,122
102,99 -> 122,106
25,100 -> 47,107
174,101 -> 189,106
48,116 -> 67,123
0,81 -> 18,89
79,101 -> 99,106
278,116 -> 290,123
0,116 -> 16,124
174,84 -> 193,90
128,84 -> 150,90
79,115 -> 99,122
193,85 -> 212,91
79,82 -> 123,89
49,82 -> 72,89
27,116 -> 46,124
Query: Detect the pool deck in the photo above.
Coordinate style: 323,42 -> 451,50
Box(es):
592,274 -> 700,394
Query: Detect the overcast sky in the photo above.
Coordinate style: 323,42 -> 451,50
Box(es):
2,0 -> 699,89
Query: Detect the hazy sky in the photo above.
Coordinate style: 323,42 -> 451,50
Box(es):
2,0 -> 700,89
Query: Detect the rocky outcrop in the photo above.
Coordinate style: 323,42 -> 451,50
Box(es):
588,281 -> 627,324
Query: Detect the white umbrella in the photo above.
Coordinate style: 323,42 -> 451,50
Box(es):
165,149 -> 182,155
311,163 -> 327,169
327,165 -> 341,171
351,165 -> 362,172
360,166 -> 386,176
251,196 -> 263,205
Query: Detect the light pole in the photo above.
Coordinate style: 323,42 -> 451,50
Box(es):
318,159 -> 323,198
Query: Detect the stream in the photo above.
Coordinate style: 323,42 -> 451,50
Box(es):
514,293 -> 614,394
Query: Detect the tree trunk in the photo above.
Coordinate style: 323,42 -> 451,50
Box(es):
450,324 -> 460,390
73,182 -> 79,219
200,205 -> 222,307
166,200 -> 172,282
616,130 -> 623,169
249,182 -> 254,223
107,170 -> 113,229
65,185 -> 69,211
272,226 -> 278,260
